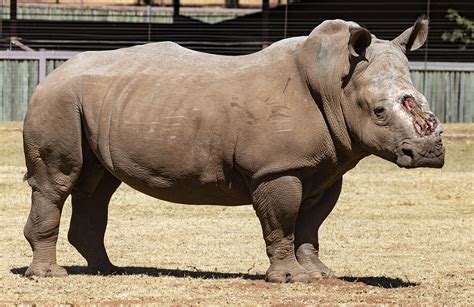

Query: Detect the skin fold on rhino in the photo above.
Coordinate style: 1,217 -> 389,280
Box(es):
22,17 -> 444,282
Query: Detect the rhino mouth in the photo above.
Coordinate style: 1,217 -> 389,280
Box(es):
396,141 -> 445,169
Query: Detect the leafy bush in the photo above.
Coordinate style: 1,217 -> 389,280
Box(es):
442,9 -> 473,49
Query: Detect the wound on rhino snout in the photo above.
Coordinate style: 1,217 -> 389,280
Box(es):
401,96 -> 437,136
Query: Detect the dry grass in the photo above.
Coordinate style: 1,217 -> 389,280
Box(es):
0,122 -> 472,305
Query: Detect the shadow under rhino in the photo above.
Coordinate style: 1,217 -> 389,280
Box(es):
10,266 -> 418,288
11,266 -> 264,281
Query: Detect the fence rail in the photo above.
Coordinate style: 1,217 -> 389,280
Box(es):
0,50 -> 473,122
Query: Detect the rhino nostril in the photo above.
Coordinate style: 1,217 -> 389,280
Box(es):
401,95 -> 416,110
402,148 -> 414,160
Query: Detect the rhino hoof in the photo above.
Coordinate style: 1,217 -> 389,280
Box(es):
307,269 -> 332,280
289,272 -> 312,283
25,263 -> 68,277
321,270 -> 333,278
266,270 -> 311,283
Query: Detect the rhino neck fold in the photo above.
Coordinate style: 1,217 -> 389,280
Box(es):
306,83 -> 365,166
299,35 -> 367,167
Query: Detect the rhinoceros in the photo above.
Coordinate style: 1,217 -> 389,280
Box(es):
23,17 -> 444,282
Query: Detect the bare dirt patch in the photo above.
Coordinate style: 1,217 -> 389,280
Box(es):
0,122 -> 473,304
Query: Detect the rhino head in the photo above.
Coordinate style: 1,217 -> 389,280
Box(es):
298,17 -> 445,168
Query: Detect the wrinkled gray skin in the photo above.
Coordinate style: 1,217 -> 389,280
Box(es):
23,18 -> 444,282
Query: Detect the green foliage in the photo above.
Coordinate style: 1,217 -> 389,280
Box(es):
442,9 -> 474,49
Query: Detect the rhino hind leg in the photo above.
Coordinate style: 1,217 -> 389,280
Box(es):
68,149 -> 122,275
23,105 -> 83,277
252,176 -> 311,283
24,187 -> 77,277
294,179 -> 342,279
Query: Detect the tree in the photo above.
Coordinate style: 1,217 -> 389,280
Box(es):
442,9 -> 473,49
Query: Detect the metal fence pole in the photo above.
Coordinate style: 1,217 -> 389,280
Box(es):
173,0 -> 180,22
262,0 -> 269,48
10,0 -> 17,38
39,51 -> 46,82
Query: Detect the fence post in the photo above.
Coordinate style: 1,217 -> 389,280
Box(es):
262,0 -> 269,48
173,0 -> 180,22
10,0 -> 17,37
38,51 -> 46,82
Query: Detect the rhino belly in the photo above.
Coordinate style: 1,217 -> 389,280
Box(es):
108,120 -> 249,205
81,80 -> 249,205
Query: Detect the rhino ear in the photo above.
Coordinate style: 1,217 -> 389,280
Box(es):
342,27 -> 371,88
348,27 -> 372,58
392,16 -> 429,52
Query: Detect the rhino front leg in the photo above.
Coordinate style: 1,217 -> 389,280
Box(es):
294,178 -> 342,279
252,175 -> 310,283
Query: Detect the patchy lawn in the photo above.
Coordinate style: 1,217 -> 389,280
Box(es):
0,122 -> 472,304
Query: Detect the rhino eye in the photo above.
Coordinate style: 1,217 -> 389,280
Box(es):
374,106 -> 386,116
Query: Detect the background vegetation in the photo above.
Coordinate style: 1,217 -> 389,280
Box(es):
442,9 -> 474,49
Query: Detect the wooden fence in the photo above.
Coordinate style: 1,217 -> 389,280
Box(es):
0,51 -> 75,121
410,62 -> 474,124
0,50 -> 473,122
